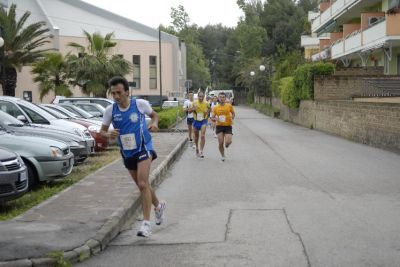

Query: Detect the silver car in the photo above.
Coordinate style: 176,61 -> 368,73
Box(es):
0,147 -> 28,202
0,130 -> 74,188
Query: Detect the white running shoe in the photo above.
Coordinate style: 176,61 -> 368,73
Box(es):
199,151 -> 204,158
155,201 -> 166,225
221,156 -> 225,162
137,221 -> 152,237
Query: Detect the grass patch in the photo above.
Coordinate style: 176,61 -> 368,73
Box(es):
0,147 -> 121,221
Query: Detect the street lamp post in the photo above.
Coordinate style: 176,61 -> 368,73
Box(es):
250,71 -> 255,103
0,26 -> 5,94
259,63 -> 272,106
158,27 -> 163,110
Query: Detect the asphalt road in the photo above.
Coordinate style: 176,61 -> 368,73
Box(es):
79,106 -> 400,267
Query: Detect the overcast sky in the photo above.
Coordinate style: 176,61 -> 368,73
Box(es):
82,0 -> 243,29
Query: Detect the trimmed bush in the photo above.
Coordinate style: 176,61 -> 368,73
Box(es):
279,76 -> 297,108
157,107 -> 185,129
293,62 -> 334,101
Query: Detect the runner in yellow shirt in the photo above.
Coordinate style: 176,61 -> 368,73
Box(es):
189,91 -> 210,158
211,92 -> 235,162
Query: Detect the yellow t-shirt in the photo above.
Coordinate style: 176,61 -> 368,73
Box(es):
193,100 -> 209,121
212,103 -> 234,126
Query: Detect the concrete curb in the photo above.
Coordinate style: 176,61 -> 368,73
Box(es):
0,137 -> 188,267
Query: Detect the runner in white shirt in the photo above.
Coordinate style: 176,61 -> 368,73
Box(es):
183,92 -> 194,143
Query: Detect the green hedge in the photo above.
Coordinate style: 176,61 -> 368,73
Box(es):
279,76 -> 297,108
158,107 -> 185,129
293,62 -> 334,101
279,62 -> 334,108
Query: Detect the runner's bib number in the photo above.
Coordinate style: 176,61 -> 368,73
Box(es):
218,115 -> 226,123
120,134 -> 137,150
197,113 -> 204,121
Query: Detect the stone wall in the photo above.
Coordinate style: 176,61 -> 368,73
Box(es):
314,76 -> 364,100
334,67 -> 384,76
267,97 -> 400,153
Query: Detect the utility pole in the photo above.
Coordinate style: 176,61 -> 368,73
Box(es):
0,26 -> 5,95
159,27 -> 163,109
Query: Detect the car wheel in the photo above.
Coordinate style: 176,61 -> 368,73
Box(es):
23,160 -> 38,189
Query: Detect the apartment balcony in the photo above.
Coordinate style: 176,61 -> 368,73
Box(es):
311,0 -> 383,34
330,17 -> 400,59
301,35 -> 320,48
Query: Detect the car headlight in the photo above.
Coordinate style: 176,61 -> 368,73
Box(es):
88,125 -> 101,133
17,155 -> 25,166
50,146 -> 63,158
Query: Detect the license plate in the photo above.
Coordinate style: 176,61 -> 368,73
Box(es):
19,171 -> 27,182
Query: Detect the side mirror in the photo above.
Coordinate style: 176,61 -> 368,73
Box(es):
17,115 -> 28,123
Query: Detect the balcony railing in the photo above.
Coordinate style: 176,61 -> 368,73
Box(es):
363,20 -> 386,45
312,0 -> 358,33
344,30 -> 362,53
301,35 -> 320,47
331,40 -> 344,58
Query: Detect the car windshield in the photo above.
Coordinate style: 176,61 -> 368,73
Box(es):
61,105 -> 94,119
39,105 -> 69,119
0,110 -> 24,126
46,105 -> 78,118
17,100 -> 57,120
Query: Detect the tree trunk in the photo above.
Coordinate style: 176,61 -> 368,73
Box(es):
2,67 -> 17,96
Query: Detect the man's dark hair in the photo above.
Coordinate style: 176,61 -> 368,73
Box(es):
219,92 -> 226,96
109,76 -> 129,91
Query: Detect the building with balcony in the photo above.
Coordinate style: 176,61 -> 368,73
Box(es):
0,0 -> 187,103
306,0 -> 400,75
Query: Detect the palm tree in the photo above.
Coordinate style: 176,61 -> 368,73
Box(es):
67,31 -> 132,97
0,4 -> 50,96
31,53 -> 72,101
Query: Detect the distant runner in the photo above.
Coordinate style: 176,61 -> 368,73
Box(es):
189,91 -> 210,158
211,92 -> 235,162
183,92 -> 194,144
101,76 -> 166,237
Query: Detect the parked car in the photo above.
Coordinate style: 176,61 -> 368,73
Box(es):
0,96 -> 93,142
58,103 -> 101,121
39,105 -> 109,150
0,110 -> 91,164
162,100 -> 179,109
56,97 -> 114,108
0,130 -> 74,188
0,147 -> 28,202
208,90 -> 235,105
73,103 -> 105,117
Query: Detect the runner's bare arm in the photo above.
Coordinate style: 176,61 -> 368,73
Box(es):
148,111 -> 159,132
100,125 -> 119,139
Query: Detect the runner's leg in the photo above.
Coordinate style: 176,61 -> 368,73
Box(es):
136,158 -> 156,221
188,123 -> 193,141
217,132 -> 225,157
200,123 -> 207,152
129,170 -> 159,207
225,133 -> 233,148
194,127 -> 200,153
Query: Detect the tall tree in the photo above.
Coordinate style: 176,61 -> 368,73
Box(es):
169,5 -> 210,90
31,53 -> 72,101
0,4 -> 50,96
67,31 -> 132,97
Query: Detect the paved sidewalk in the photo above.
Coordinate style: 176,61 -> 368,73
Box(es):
0,132 -> 187,265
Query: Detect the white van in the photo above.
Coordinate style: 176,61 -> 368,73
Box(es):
207,90 -> 235,105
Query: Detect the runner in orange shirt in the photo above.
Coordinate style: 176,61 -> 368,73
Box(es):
211,92 -> 235,162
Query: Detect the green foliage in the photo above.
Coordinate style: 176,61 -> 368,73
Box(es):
67,31 -> 132,97
0,3 -> 50,96
49,251 -> 71,267
170,5 -> 190,32
272,49 -> 305,97
293,62 -> 335,101
246,89 -> 255,104
279,76 -> 297,108
158,107 -> 185,129
251,103 -> 280,117
31,53 -> 73,101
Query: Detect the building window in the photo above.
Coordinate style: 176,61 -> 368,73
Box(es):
133,55 -> 141,89
149,56 -> 157,89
